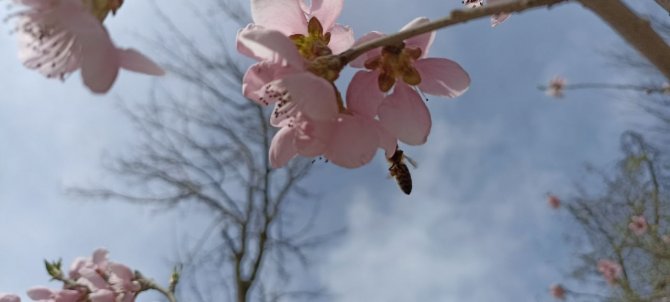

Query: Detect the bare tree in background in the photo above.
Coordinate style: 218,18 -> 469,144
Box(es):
563,131 -> 670,302
556,9 -> 670,301
70,1 -> 332,301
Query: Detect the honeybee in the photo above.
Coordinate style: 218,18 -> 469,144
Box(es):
387,147 -> 417,195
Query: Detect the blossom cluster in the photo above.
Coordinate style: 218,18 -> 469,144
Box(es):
1,249 -> 142,302
238,0 -> 472,168
7,0 -> 164,93
597,259 -> 622,285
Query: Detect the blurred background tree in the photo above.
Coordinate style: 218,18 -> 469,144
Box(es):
561,12 -> 670,302
70,1 -> 336,301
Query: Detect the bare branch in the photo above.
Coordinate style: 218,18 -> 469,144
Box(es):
577,0 -> 670,82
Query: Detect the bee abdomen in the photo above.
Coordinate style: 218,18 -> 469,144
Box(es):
393,164 -> 412,195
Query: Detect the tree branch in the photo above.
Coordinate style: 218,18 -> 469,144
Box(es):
337,0 -> 568,65
577,0 -> 670,82
655,0 -> 670,16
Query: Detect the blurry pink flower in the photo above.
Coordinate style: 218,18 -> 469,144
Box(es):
548,195 -> 561,209
10,0 -> 164,93
26,288 -> 82,302
597,259 -> 622,285
628,215 -> 648,236
662,234 -> 670,244
549,284 -> 566,300
349,17 -> 470,145
69,248 -> 109,279
0,294 -> 20,302
547,76 -> 566,98
108,263 -> 140,302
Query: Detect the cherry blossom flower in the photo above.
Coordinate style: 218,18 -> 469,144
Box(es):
69,248 -> 109,279
349,17 -> 470,145
548,195 -> 561,209
547,76 -> 566,98
26,288 -> 82,302
662,234 -> 670,244
549,284 -> 566,300
628,215 -> 648,236
239,0 -> 398,168
10,0 -> 164,93
251,0 -> 354,54
597,259 -> 622,285
0,294 -> 20,302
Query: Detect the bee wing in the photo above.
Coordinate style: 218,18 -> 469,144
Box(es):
404,155 -> 418,168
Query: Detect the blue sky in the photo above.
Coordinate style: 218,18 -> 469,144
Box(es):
0,0 -> 659,301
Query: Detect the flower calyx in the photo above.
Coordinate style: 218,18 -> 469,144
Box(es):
84,0 -> 124,22
364,42 -> 423,92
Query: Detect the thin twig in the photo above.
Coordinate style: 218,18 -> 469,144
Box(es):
537,83 -> 670,95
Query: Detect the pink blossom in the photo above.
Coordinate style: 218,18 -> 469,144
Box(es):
662,234 -> 670,244
68,249 -> 139,302
547,76 -> 566,98
239,0 -> 397,168
10,0 -> 164,93
250,0 -> 354,54
0,294 -> 20,302
597,259 -> 622,285
26,288 -> 82,302
549,284 -> 566,300
548,195 -> 561,209
69,248 -> 109,279
349,17 -> 470,146
628,215 -> 648,236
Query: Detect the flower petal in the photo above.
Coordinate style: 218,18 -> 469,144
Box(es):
88,290 -> 115,302
295,116 -> 331,157
27,287 -> 52,300
109,263 -> 134,281
415,58 -> 470,98
91,248 -> 109,268
269,72 -> 339,126
251,0 -> 307,35
0,294 -> 20,302
346,70 -> 385,117
378,83 -> 431,145
328,24 -> 354,55
376,126 -> 398,158
310,0 -> 344,30
242,61 -> 295,105
269,126 -> 298,168
401,17 -> 435,57
79,34 -> 120,94
349,31 -> 385,68
491,13 -> 510,27
118,48 -> 165,76
237,24 -> 304,68
325,115 -> 379,168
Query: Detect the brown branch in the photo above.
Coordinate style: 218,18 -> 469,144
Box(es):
655,0 -> 670,15
337,0 -> 568,65
577,0 -> 670,82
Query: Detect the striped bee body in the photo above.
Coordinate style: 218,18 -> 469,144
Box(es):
388,148 -> 413,195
